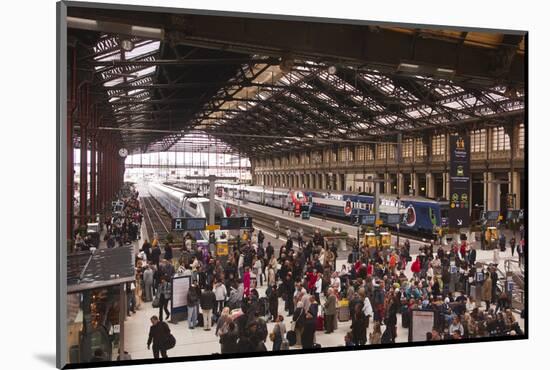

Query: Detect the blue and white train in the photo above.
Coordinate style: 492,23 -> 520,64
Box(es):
148,182 -> 227,240
304,191 -> 448,235
171,180 -> 448,236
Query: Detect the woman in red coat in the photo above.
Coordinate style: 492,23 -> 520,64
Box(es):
306,270 -> 317,293
243,266 -> 251,297
411,256 -> 421,277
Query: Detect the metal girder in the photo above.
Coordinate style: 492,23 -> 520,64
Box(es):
67,8 -> 524,86
93,57 -> 279,66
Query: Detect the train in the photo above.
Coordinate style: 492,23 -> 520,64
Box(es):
219,184 -> 308,214
304,190 -> 448,235
167,180 -> 448,236
148,182 -> 227,240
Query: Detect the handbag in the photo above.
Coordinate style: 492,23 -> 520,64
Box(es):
286,330 -> 297,346
164,333 -> 176,350
269,332 -> 276,342
152,295 -> 160,308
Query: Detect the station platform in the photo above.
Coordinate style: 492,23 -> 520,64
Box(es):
217,196 -> 428,251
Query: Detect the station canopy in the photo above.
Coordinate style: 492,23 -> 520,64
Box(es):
68,7 -> 525,157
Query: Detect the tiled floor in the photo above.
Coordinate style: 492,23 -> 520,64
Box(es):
123,248 -> 524,360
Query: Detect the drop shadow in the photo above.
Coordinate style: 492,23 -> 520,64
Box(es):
34,353 -> 57,367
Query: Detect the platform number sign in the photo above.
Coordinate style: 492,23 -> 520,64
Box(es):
361,214 -> 376,225
172,217 -> 207,231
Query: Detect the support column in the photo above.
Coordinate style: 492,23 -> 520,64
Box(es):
67,105 -> 74,239
79,108 -> 88,226
97,144 -> 104,212
412,172 -> 419,196
67,50 -> 76,240
90,133 -> 96,218
444,171 -> 451,200
426,173 -> 435,198
486,172 -> 496,211
512,171 -> 521,209
384,172 -> 391,194
397,172 -> 404,196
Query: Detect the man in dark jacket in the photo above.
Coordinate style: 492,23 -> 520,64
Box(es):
200,285 -> 217,331
187,283 -> 200,329
147,315 -> 171,359
151,246 -> 161,267
266,242 -> 274,260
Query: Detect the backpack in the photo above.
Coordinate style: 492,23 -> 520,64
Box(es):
381,328 -> 393,344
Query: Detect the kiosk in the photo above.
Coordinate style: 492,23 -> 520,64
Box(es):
380,232 -> 392,248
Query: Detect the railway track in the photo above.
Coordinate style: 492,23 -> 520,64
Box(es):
141,195 -> 171,242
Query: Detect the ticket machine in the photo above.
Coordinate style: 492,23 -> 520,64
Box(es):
365,232 -> 377,249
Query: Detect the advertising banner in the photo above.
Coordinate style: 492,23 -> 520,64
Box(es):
449,134 -> 471,228
171,275 -> 191,311
409,310 -> 435,342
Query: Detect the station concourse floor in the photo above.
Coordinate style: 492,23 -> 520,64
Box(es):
121,220 -> 524,360
112,184 -> 524,359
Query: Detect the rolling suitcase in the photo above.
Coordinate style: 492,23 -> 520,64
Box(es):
338,300 -> 350,322
338,307 -> 350,322
197,313 -> 204,327
316,315 -> 325,331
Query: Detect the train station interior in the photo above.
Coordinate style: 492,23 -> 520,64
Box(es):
58,2 -> 527,367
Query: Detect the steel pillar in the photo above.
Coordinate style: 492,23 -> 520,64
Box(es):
67,47 -> 76,239
79,83 -> 89,227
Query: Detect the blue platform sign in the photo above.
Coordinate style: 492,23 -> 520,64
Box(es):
172,217 -> 207,231
361,214 -> 376,225
386,213 -> 402,225
220,217 -> 253,230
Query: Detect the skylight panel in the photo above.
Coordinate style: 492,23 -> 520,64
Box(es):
134,66 -> 157,78
103,77 -> 124,87
124,41 -> 160,59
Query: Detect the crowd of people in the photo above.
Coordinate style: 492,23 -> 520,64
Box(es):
130,220 -> 524,359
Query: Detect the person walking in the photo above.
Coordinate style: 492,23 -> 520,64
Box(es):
147,315 -> 171,359
187,282 -> 200,329
143,264 -> 154,302
157,276 -> 171,321
200,285 -> 217,331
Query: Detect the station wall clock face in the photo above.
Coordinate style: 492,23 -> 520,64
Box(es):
119,148 -> 128,157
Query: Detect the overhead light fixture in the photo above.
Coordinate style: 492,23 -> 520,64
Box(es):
327,65 -> 337,75
397,62 -> 420,73
120,39 -> 134,52
435,67 -> 456,78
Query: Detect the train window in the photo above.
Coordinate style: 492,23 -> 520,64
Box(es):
188,202 -> 197,210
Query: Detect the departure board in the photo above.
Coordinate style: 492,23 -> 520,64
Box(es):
219,217 -> 253,230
